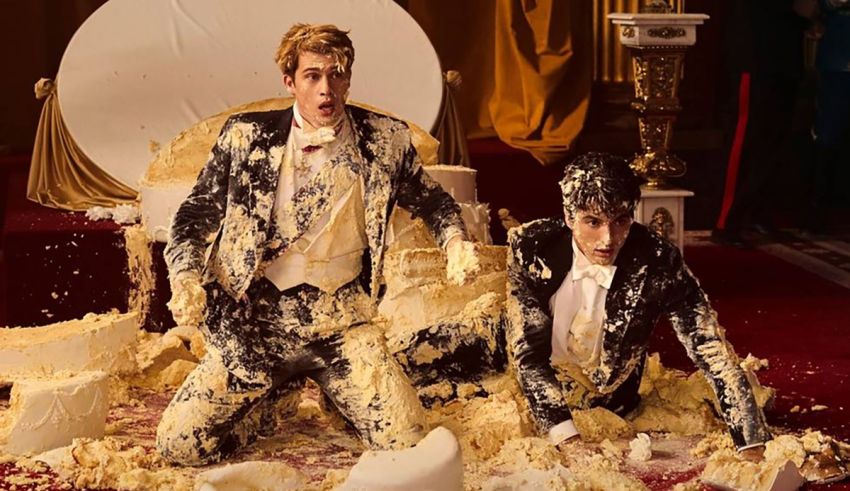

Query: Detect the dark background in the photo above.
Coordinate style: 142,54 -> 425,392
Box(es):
0,0 -> 843,239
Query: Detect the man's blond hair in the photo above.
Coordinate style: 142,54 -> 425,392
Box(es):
274,23 -> 355,78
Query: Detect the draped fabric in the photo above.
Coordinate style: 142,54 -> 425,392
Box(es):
434,71 -> 471,166
27,78 -> 137,211
409,0 -> 594,166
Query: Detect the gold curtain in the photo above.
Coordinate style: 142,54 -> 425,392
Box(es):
27,78 -> 138,210
409,0 -> 593,166
434,71 -> 471,165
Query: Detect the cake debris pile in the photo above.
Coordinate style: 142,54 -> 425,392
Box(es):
2,320 -> 849,490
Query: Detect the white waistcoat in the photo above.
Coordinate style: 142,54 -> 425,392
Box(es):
264,108 -> 368,293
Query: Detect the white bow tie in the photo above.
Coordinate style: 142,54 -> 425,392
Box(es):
303,126 -> 337,147
572,263 -> 616,289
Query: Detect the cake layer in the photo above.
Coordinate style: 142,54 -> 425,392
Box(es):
196,461 -> 308,491
423,164 -> 477,203
382,246 -> 506,293
0,312 -> 138,383
378,246 -> 507,348
387,202 -> 492,252
0,371 -> 109,455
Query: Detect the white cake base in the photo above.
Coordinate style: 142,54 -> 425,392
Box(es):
196,461 -> 308,491
0,371 -> 109,456
340,426 -> 463,491
424,165 -> 477,203
0,312 -> 139,383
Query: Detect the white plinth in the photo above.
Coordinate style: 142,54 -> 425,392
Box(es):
608,13 -> 709,47
634,187 -> 693,252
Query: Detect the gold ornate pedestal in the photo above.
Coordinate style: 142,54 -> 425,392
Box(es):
608,12 -> 708,188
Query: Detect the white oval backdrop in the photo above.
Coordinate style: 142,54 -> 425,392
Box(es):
58,0 -> 443,189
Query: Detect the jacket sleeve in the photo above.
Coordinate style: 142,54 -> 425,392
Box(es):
661,246 -> 772,449
504,227 -> 573,434
393,127 -> 468,248
163,117 -> 236,278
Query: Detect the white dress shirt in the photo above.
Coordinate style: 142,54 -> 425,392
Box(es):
546,239 -> 617,445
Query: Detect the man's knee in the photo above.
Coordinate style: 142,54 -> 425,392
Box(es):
156,413 -> 216,466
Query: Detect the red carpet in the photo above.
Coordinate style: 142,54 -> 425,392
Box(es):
2,151 -> 849,487
653,243 -> 850,488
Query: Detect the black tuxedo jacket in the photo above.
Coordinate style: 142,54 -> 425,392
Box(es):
165,105 -> 466,303
505,217 -> 771,449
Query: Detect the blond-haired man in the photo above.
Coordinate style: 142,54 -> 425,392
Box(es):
157,23 -> 475,465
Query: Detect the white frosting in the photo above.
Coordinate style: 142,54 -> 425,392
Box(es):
0,312 -> 139,383
340,426 -> 463,491
628,433 -> 652,462
424,165 -> 477,203
387,202 -> 492,253
196,461 -> 308,491
0,371 -> 109,456
139,183 -> 193,242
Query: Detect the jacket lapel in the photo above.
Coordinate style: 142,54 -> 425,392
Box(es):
349,108 -> 391,301
249,109 -> 292,235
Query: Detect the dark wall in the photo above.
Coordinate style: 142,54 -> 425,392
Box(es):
0,0 -> 105,155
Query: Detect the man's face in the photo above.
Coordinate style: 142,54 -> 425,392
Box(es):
566,208 -> 633,266
283,51 -> 350,129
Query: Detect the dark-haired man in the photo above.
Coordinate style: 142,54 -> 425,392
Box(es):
505,152 -> 772,455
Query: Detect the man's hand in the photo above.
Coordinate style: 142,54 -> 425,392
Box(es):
167,271 -> 207,328
445,236 -> 481,285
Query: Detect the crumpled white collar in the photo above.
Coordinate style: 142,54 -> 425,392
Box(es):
571,239 -> 617,289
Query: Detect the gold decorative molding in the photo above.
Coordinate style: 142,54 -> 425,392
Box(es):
593,0 -> 686,83
648,207 -> 675,241
621,26 -> 636,38
629,47 -> 687,186
641,0 -> 673,13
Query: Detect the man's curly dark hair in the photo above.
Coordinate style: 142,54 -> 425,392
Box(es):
559,152 -> 642,221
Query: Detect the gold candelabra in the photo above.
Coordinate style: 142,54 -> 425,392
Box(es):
609,3 -> 706,188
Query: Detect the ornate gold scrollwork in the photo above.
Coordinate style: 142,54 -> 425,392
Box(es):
627,47 -> 687,187
648,207 -> 675,241
622,26 -> 636,38
648,27 -> 687,39
641,0 -> 673,14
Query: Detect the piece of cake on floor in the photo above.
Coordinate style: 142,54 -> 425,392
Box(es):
0,311 -> 139,384
0,371 -> 109,455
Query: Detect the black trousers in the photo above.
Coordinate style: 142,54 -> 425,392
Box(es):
156,279 -> 426,466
